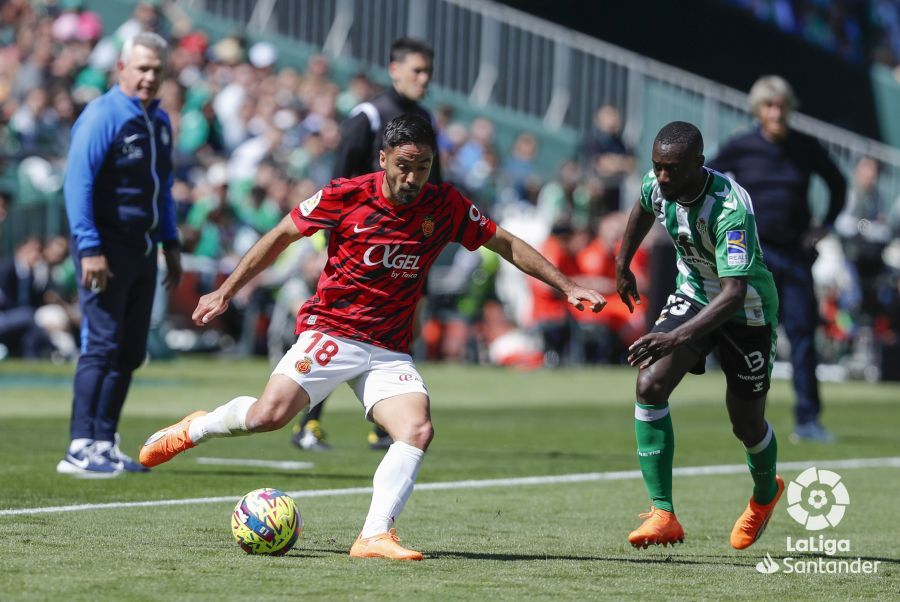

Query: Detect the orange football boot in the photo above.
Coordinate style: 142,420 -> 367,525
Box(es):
730,475 -> 784,550
349,528 -> 424,561
138,411 -> 207,467
628,507 -> 685,549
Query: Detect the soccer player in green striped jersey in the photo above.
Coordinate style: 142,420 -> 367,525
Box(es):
615,121 -> 783,550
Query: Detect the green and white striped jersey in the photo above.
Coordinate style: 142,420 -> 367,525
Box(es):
639,167 -> 778,327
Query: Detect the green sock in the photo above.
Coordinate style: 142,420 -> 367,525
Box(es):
746,422 -> 778,505
634,402 -> 675,513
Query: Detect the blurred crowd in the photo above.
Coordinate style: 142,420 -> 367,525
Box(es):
816,155 -> 900,369
724,0 -> 900,67
1,0 -> 899,376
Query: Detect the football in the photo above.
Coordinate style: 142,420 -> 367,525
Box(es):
231,488 -> 302,555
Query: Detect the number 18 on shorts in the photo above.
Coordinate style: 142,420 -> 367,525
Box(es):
273,330 -> 428,418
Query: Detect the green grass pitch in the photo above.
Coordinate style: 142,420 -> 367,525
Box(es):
0,358 -> 898,600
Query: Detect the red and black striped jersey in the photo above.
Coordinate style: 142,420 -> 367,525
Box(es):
289,171 -> 497,353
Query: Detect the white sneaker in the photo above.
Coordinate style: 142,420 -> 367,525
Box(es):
56,443 -> 122,479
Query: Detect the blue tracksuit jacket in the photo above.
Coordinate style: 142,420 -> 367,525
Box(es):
64,85 -> 178,256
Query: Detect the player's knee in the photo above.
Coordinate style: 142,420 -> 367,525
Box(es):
415,420 -> 434,450
730,419 -> 765,446
635,371 -> 667,405
398,419 -> 433,451
731,423 -> 753,446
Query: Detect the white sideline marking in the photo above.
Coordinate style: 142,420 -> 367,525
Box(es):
195,457 -> 315,471
2,456 -> 898,518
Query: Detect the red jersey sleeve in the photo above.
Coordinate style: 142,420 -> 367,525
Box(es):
446,186 -> 497,251
289,181 -> 344,236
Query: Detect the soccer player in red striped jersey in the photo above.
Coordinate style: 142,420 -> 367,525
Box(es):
139,114 -> 606,560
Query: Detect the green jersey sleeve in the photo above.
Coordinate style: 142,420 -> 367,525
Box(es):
713,200 -> 763,278
639,171 -> 656,214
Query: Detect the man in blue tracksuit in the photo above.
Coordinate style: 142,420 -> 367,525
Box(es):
709,75 -> 846,443
59,32 -> 182,477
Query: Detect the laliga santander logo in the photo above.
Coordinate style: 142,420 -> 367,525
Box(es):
754,468 -> 878,575
786,467 -> 849,530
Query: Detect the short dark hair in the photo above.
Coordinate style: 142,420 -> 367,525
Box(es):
654,121 -> 704,156
389,37 -> 434,63
382,114 -> 437,154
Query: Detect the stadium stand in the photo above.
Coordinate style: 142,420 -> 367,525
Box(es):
0,0 -> 898,380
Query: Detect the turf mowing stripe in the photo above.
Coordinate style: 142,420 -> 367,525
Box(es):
195,457 -> 315,470
2,456 -> 898,517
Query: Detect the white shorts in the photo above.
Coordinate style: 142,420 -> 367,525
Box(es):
272,330 -> 428,420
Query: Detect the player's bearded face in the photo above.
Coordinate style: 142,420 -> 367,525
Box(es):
381,144 -> 433,204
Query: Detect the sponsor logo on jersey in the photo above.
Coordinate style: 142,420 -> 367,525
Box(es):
421,216 -> 434,237
299,190 -> 323,216
159,125 -> 170,146
363,244 -> 421,270
469,205 -> 482,222
726,230 -> 748,266
295,356 -> 313,374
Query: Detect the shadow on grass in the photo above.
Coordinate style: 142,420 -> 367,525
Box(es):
436,447 -> 618,462
424,550 -> 900,566
425,550 -> 752,566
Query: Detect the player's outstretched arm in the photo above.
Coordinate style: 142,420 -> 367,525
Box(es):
616,201 -> 655,313
193,214 -> 303,326
483,226 -> 606,313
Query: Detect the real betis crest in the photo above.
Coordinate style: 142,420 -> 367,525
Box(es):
696,217 -> 707,236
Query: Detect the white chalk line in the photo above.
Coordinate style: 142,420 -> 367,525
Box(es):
2,456 -> 897,517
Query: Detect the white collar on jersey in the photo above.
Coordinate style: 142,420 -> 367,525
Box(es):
676,169 -> 711,207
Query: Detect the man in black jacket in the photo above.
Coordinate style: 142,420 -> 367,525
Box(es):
331,37 -> 441,185
292,38 -> 440,451
708,75 -> 846,443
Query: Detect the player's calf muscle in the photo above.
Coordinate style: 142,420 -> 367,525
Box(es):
247,397 -> 304,431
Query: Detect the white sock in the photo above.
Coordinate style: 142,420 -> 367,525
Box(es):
69,438 -> 93,455
93,440 -> 113,453
360,441 -> 424,538
188,396 -> 257,444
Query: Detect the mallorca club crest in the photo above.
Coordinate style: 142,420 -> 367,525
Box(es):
421,215 -> 435,238
295,356 -> 313,375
